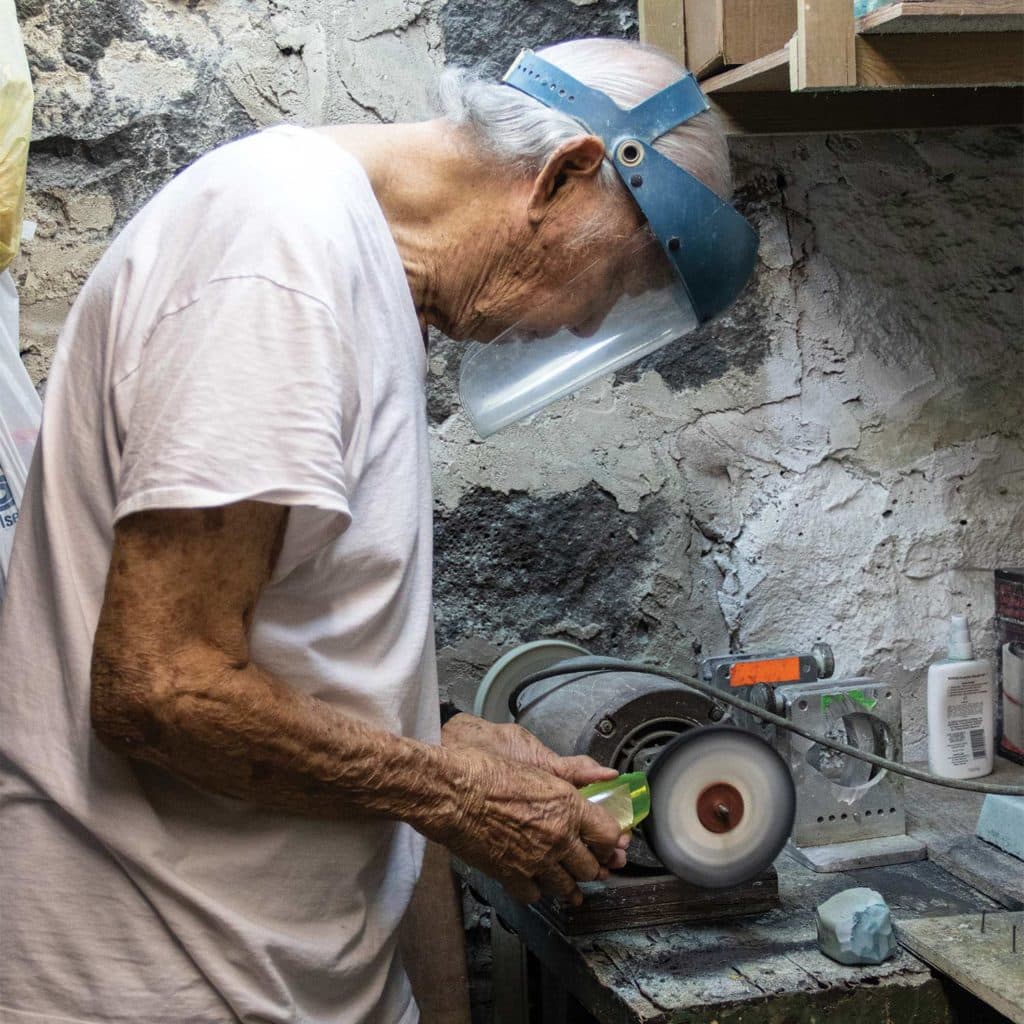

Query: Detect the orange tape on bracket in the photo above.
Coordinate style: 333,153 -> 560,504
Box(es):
729,657 -> 801,688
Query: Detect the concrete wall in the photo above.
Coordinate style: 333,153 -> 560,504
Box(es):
12,0 -> 1024,757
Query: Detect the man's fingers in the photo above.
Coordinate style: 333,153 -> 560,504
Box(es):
607,847 -> 628,871
552,755 -> 619,786
579,800 -> 624,859
503,874 -> 542,905
560,838 -> 603,884
537,864 -> 583,906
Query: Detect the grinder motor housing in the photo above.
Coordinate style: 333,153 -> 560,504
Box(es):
515,662 -> 725,868
511,658 -> 796,886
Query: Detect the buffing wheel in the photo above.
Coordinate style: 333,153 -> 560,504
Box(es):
645,726 -> 796,889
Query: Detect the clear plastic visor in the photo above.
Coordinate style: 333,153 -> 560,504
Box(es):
459,228 -> 697,437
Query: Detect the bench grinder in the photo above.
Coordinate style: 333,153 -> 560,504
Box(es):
475,642 -> 796,889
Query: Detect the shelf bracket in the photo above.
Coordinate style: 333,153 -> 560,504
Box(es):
639,0 -> 687,67
791,0 -> 857,91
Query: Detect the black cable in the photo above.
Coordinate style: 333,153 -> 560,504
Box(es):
509,657 -> 1024,797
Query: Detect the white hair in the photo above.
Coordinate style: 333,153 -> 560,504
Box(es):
437,37 -> 733,200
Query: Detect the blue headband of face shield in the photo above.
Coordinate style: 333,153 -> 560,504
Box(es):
457,50 -> 759,437
504,50 -> 757,322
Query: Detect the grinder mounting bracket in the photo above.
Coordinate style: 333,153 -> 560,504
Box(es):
774,677 -> 926,872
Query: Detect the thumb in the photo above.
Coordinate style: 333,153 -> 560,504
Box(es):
551,755 -> 619,787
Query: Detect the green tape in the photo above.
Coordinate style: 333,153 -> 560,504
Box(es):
822,690 -> 878,712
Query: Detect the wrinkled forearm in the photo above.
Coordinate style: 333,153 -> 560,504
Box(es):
91,641 -> 470,835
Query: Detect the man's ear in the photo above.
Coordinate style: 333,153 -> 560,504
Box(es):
527,135 -> 606,225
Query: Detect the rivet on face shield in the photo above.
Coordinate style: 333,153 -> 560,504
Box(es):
668,236 -> 681,251
630,174 -> 643,188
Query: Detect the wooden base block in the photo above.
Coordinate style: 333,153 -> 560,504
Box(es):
897,911 -> 1024,1024
535,867 -> 780,936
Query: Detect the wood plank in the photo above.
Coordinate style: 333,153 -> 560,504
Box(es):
639,0 -> 687,66
534,868 -> 779,936
897,912 -> 1024,1024
706,32 -> 1024,96
793,0 -> 857,90
702,44 -> 791,94
684,0 -> 725,79
725,0 -> 796,70
856,31 -> 1024,88
710,85 -> 1024,135
859,1 -> 1024,36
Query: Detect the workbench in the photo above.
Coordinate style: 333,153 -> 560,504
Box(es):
466,759 -> 1024,1024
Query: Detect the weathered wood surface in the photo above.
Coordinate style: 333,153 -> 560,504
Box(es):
792,0 -> 857,91
859,1 -> 1024,36
898,911 -> 1024,1024
905,758 -> 1024,910
534,869 -> 779,936
856,31 -> 1024,89
638,0 -> 686,66
703,47 -> 791,95
709,85 -> 1024,137
467,856 -> 997,1024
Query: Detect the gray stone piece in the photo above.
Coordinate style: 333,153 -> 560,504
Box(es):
788,833 -> 926,873
816,887 -> 898,966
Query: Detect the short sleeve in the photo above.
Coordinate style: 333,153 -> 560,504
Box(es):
114,276 -> 355,576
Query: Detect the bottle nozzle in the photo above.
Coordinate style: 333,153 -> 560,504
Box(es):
948,614 -> 974,661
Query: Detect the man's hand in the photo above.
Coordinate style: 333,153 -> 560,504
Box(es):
442,713 -> 616,786
441,714 -> 631,876
426,745 -> 624,907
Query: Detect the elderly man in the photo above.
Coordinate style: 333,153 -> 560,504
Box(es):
0,36 -> 751,1024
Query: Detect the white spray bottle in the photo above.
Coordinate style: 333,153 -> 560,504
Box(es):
926,615 -> 994,779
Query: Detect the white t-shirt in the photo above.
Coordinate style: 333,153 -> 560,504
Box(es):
0,127 -> 438,1024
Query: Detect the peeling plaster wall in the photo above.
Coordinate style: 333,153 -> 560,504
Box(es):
11,0 -> 1024,759
14,0 -> 446,379
434,125 -> 1024,754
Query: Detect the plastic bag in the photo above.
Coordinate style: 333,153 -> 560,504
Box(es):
0,269 -> 40,600
0,0 -> 33,272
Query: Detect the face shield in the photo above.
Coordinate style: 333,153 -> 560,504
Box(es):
460,227 -> 697,436
458,50 -> 759,438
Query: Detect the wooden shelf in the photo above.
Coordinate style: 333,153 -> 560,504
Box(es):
702,48 -> 791,94
710,85 -> 1024,136
641,0 -> 1024,134
704,32 -> 1024,94
858,1 -> 1024,35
